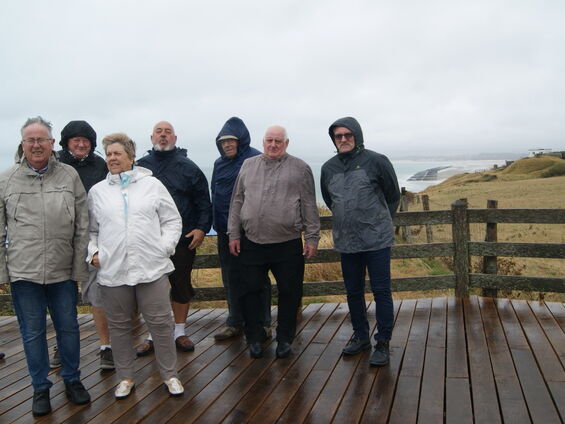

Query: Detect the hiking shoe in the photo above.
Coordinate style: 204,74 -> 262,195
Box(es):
249,342 -> 263,359
214,326 -> 242,341
342,336 -> 371,356
49,347 -> 61,369
370,340 -> 390,367
64,380 -> 91,405
276,342 -> 292,359
32,389 -> 51,416
100,348 -> 115,370
164,377 -> 184,396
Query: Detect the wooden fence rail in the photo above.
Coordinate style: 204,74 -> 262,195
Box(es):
0,200 -> 564,310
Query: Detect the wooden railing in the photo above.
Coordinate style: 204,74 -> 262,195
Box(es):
189,199 -> 565,300
0,200 -> 564,310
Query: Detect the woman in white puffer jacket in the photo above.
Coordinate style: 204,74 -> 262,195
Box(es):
87,133 -> 184,400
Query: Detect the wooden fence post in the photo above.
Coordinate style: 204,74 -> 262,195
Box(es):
398,187 -> 412,243
482,199 -> 498,298
451,198 -> 470,297
422,194 -> 433,243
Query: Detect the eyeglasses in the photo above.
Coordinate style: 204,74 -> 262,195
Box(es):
22,138 -> 53,146
334,133 -> 354,141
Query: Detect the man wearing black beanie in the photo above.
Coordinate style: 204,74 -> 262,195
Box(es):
53,120 -> 113,371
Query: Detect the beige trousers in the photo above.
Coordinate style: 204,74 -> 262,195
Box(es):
100,275 -> 177,381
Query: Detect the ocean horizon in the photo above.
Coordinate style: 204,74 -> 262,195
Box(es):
200,158 -> 508,201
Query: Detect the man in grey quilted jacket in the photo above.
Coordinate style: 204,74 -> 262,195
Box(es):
0,116 -> 91,416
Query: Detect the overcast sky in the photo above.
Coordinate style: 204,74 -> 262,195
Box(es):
2,0 -> 564,170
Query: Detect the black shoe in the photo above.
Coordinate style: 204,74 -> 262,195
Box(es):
32,389 -> 51,416
342,336 -> 371,356
370,340 -> 390,367
0,352 -> 4,360
249,342 -> 263,358
276,342 -> 291,359
64,380 -> 91,405
99,347 -> 115,370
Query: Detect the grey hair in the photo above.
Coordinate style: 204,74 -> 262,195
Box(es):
20,116 -> 53,138
102,133 -> 136,162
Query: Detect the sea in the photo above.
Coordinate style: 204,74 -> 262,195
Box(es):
199,158 -> 508,202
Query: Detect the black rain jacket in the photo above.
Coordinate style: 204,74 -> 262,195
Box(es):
320,117 -> 400,253
137,147 -> 212,242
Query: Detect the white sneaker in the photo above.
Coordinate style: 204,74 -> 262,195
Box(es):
164,377 -> 184,396
115,380 -> 135,399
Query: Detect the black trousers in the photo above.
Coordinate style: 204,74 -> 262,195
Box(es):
239,237 -> 304,344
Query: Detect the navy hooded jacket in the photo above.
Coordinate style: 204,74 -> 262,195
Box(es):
211,117 -> 261,233
321,117 -> 400,253
137,147 -> 212,241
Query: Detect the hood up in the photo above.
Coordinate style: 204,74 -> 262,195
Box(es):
328,116 -> 365,150
215,117 -> 252,158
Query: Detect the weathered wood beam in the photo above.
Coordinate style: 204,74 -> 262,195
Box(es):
469,242 -> 565,259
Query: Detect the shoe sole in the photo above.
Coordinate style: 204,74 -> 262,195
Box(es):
65,392 -> 91,405
100,364 -> 115,370
32,408 -> 52,417
176,345 -> 195,352
164,385 -> 184,397
342,344 -> 371,356
369,359 -> 390,367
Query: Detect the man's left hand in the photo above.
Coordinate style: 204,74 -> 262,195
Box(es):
186,229 -> 205,250
303,243 -> 318,260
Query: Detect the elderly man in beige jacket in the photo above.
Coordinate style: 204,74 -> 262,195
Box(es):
0,116 -> 91,416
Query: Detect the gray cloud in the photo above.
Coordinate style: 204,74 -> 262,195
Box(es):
1,0 -> 564,170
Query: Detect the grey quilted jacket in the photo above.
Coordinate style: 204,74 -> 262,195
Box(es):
0,155 -> 89,284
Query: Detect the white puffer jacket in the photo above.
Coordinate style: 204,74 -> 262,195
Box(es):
87,166 -> 182,287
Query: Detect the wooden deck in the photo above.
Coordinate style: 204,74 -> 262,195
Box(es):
0,296 -> 563,423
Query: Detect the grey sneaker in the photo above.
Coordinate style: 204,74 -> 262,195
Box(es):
369,340 -> 390,366
342,336 -> 371,356
100,348 -> 115,370
214,326 -> 243,341
49,347 -> 61,369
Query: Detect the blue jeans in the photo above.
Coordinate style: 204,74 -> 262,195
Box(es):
340,247 -> 393,342
11,280 -> 81,390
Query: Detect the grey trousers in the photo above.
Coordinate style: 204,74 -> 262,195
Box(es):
100,275 -> 177,381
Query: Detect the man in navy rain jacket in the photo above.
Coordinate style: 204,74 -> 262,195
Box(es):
211,117 -> 271,341
135,121 -> 212,355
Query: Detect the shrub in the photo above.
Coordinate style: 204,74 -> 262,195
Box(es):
541,161 -> 565,178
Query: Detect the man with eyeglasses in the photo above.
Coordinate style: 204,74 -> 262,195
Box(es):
0,116 -> 91,415
320,117 -> 400,367
228,125 -> 320,359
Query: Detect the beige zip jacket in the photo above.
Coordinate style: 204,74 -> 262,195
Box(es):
0,155 -> 89,284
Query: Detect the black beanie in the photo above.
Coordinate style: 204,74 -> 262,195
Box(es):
60,120 -> 97,150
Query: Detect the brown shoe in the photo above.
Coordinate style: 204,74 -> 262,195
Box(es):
135,339 -> 154,357
214,326 -> 243,341
175,335 -> 195,352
